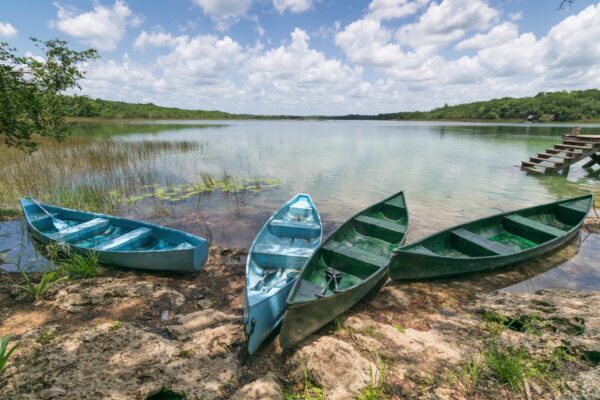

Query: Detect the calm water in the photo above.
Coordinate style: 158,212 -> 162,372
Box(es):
1,120 -> 599,291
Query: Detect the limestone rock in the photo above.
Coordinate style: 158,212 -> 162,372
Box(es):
40,387 -> 67,399
232,373 -> 282,400
55,278 -> 185,313
290,336 -> 378,400
167,308 -> 241,340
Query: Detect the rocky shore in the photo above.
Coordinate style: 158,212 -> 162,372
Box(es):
1,221 -> 599,399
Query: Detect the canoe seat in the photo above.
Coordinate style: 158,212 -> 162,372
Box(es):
53,218 -> 110,243
253,245 -> 314,268
289,199 -> 312,219
269,219 -> 320,240
504,215 -> 566,241
384,197 -> 406,209
96,227 -> 153,251
559,202 -> 588,214
411,245 -> 438,256
173,242 -> 195,250
354,215 -> 406,242
323,240 -> 389,268
451,229 -> 513,256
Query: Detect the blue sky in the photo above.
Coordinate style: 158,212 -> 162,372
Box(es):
1,0 -> 599,114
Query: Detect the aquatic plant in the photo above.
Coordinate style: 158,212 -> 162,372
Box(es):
0,336 -> 19,374
14,268 -> 67,301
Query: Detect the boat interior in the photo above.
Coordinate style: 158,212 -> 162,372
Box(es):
406,196 -> 591,258
293,193 -> 408,302
23,201 -> 197,252
248,195 -> 321,296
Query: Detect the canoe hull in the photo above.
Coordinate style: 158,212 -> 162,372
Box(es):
280,266 -> 387,350
20,199 -> 208,272
245,280 -> 295,354
389,194 -> 593,281
390,227 -> 579,280
244,194 -> 322,354
280,190 -> 408,350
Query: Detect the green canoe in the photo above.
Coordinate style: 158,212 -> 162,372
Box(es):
279,191 -> 409,349
388,194 -> 593,281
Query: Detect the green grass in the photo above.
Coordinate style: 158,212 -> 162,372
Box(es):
285,364 -> 325,400
109,321 -> 124,331
392,323 -> 405,333
461,357 -> 482,391
14,268 -> 67,301
177,349 -> 194,359
485,343 -> 530,390
36,328 -> 58,345
0,336 -> 19,374
60,252 -> 101,279
361,326 -> 382,340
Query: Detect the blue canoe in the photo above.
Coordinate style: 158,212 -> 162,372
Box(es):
20,198 -> 208,272
244,194 -> 322,354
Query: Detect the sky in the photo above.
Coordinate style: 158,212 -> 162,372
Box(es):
1,0 -> 600,115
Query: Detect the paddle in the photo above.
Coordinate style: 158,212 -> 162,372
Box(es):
29,198 -> 69,231
316,267 -> 343,298
252,268 -> 278,290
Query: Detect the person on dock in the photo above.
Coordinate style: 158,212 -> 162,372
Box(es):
572,125 -> 581,136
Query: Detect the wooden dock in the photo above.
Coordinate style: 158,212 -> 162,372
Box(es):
521,134 -> 600,175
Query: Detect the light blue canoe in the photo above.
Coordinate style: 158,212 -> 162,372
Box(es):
20,198 -> 208,272
244,194 -> 322,354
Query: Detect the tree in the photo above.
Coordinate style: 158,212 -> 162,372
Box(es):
0,38 -> 98,152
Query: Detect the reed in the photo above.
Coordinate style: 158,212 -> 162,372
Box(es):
0,138 -> 200,213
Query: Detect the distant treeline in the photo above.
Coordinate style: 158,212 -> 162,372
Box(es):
64,89 -> 600,122
335,90 -> 600,122
62,96 -> 305,120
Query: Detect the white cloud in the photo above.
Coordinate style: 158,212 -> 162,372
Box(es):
0,22 -> 17,38
455,22 -> 518,51
134,31 -> 180,50
273,0 -> 312,14
51,0 -> 140,51
367,0 -> 429,21
191,0 -> 251,30
395,0 -> 498,48
74,1 -> 600,114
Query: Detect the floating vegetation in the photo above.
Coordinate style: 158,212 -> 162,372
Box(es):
111,175 -> 282,204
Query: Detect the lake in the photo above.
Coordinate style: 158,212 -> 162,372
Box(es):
1,120 -> 599,291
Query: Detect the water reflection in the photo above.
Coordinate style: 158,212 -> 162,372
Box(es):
1,121 -> 599,291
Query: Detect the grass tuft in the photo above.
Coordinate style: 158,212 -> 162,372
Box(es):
60,252 -> 101,279
36,328 -> 58,345
0,336 -> 19,374
14,268 -> 67,301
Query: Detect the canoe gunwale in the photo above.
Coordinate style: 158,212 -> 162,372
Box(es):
392,193 -> 593,261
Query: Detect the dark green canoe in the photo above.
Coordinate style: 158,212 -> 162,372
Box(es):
388,194 -> 593,281
279,191 -> 409,349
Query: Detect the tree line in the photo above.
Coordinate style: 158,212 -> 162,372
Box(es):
336,90 -> 600,122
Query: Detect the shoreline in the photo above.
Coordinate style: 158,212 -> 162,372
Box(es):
0,219 -> 599,399
65,117 -> 600,124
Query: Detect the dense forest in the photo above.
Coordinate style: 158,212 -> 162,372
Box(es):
337,90 -> 600,122
64,89 -> 600,122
